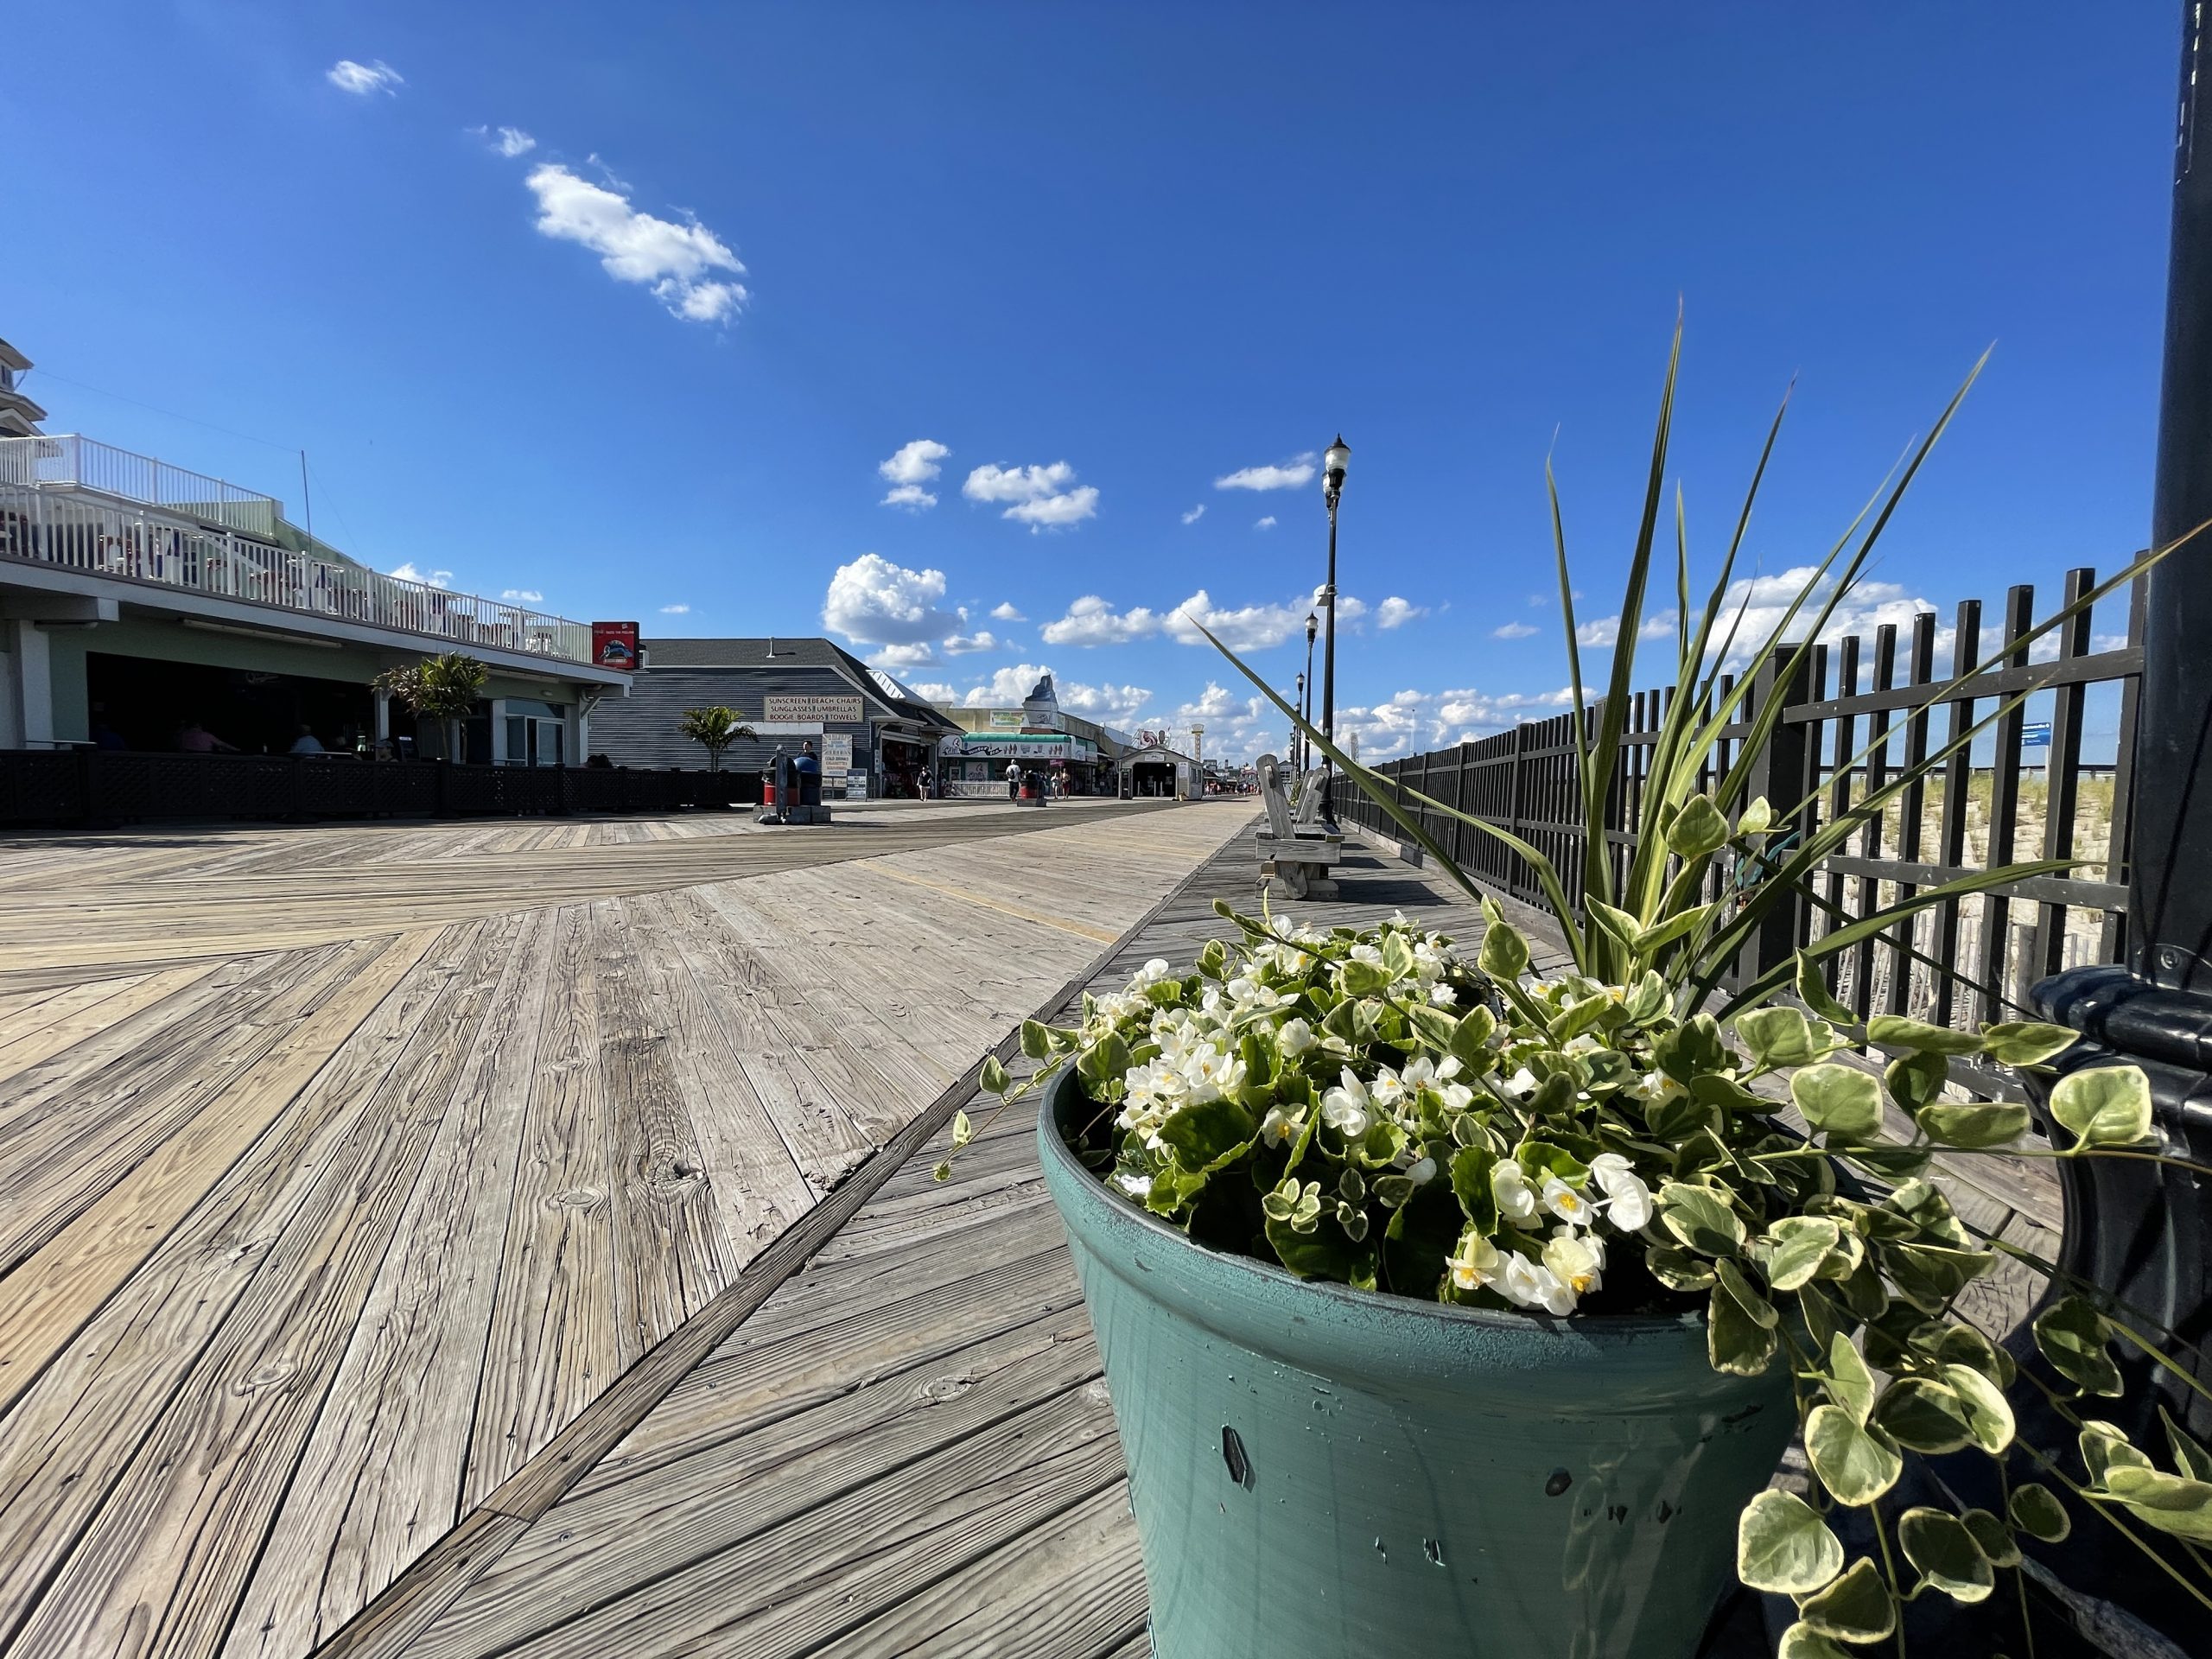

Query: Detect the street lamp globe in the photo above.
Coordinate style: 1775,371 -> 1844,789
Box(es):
1305,611 -> 1318,646
1323,435 -> 1351,497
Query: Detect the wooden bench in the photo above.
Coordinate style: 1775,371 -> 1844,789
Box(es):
1255,753 -> 1344,899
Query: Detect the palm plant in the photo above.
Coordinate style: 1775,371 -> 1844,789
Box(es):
677,705 -> 756,772
373,652 -> 488,764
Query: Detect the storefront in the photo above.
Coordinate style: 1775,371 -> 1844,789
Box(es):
1116,742 -> 1198,799
942,730 -> 1103,798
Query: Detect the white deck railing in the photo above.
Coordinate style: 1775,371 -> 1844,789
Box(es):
0,438 -> 594,664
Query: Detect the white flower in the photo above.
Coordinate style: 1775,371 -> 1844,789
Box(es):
1320,1069 -> 1371,1137
1564,1033 -> 1602,1056
1368,1068 -> 1406,1109
1350,943 -> 1385,968
1276,1017 -> 1316,1056
1503,1067 -> 1539,1101
1260,1104 -> 1307,1146
1440,1082 -> 1476,1112
1500,1252 -> 1578,1315
1115,1171 -> 1154,1200
1542,1228 -> 1606,1300
1130,957 -> 1173,990
1428,983 -> 1459,1007
1627,1069 -> 1685,1106
1589,1152 -> 1655,1232
1449,1231 -> 1503,1293
1541,1175 -> 1597,1226
1491,1160 -> 1539,1224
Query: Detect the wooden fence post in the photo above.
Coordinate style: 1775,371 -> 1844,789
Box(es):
1736,646 -> 1817,992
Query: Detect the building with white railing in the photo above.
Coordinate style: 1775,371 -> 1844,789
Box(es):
0,335 -> 629,760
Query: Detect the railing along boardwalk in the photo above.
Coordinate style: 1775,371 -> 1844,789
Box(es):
408,824 -> 2056,1658
0,799 -> 1252,1659
1339,566 -> 2141,1098
0,434 -> 595,664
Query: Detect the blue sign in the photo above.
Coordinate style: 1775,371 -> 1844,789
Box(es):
2020,721 -> 2051,748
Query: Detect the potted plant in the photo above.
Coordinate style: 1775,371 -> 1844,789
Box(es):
372,651 -> 488,763
677,704 -> 756,772
957,332 -> 2206,1657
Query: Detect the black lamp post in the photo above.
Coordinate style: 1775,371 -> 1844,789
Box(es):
1319,436 -> 1350,822
2009,5 -> 2212,1642
1301,611 -> 1319,774
1293,672 -> 1306,770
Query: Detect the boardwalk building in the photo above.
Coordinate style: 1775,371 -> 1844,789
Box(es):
587,636 -> 960,796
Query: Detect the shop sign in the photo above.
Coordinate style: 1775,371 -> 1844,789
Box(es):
844,769 -> 869,799
960,734 -> 1073,760
766,694 -> 863,722
822,733 -> 854,772
988,709 -> 1023,729
590,621 -> 639,670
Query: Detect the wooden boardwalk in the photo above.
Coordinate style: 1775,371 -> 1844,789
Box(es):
0,798 -> 1253,1659
389,829 -> 2064,1659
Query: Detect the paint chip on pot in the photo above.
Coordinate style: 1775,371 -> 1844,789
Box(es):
1221,1425 -> 1254,1489
1424,1538 -> 1445,1566
1544,1468 -> 1573,1497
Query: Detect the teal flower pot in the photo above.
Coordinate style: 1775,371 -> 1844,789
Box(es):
1038,1070 -> 1793,1659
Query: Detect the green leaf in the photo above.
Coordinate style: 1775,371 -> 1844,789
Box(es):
1669,794 -> 1731,858
2032,1295 -> 2124,1397
1708,1280 -> 1779,1376
1736,1489 -> 1845,1595
1795,952 -> 1856,1025
1897,1506 -> 1994,1604
1825,1333 -> 1878,1427
1874,1377 -> 1975,1454
1776,1624 -> 1853,1659
1646,1245 -> 1716,1290
1589,899 -> 1642,943
1632,904 -> 1715,955
1338,958 -> 1390,997
2079,1419 -> 2151,1485
1448,1144 -> 1499,1232
1916,1100 -> 2031,1149
1478,922 -> 1530,981
1714,1256 -> 1779,1329
1882,1048 -> 1950,1113
2163,1404 -> 2212,1483
1805,1405 -> 1904,1506
2101,1465 -> 2212,1541
1405,1001 -> 1459,1052
1448,1006 -> 1497,1066
1879,1240 -> 1989,1313
979,1054 -> 1011,1095
931,1160 -> 951,1182
1197,938 -> 1229,980
950,1109 -> 975,1148
1076,1032 -> 1128,1086
1942,1363 -> 2017,1453
1867,1014 -> 1984,1057
1737,796 -> 1775,836
1764,1216 -> 1841,1293
1959,1508 -> 2021,1568
1656,1014 -> 1728,1083
1738,1006 -> 1818,1068
1382,1179 -> 1462,1300
1657,1181 -> 1745,1257
1980,1020 -> 2078,1067
1158,1096 -> 1258,1174
1263,1210 -> 1362,1281
1792,1065 -> 1882,1142
2050,1065 -> 2154,1149
1020,1020 -> 1052,1060
1796,1558 -> 1895,1644
2009,1482 -> 2070,1542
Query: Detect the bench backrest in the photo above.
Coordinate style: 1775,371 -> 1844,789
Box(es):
1255,753 -> 1294,838
1291,766 -> 1328,827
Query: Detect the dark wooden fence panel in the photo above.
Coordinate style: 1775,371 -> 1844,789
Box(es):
1334,566 -> 2142,1071
0,751 -> 765,830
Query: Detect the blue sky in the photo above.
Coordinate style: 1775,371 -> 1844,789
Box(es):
3,3 -> 2177,760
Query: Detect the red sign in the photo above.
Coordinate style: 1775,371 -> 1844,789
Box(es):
591,621 -> 639,671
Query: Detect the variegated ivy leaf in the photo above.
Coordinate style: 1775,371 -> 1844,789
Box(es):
1824,1332 -> 1877,1427
1738,1490 -> 1843,1595
2163,1404 -> 2212,1483
1707,1279 -> 1779,1376
1804,1404 -> 1903,1505
979,1055 -> 1010,1096
1874,1377 -> 1976,1455
1737,1005 -> 1820,1068
1794,950 -> 1857,1025
1477,920 -> 1529,980
2079,1419 -> 2152,1485
2032,1295 -> 2125,1397
1790,1065 -> 1881,1142
1915,1098 -> 2030,1149
1898,1507 -> 1993,1603
1668,794 -> 1731,859
1795,1558 -> 1894,1643
950,1109 -> 975,1148
1959,1507 -> 2021,1568
2008,1482 -> 2071,1542
1737,796 -> 1775,836
2050,1065 -> 2154,1149
1866,1014 -> 1984,1056
1761,1216 -> 1841,1293
1941,1362 -> 2016,1454
2100,1465 -> 2212,1542
1776,1624 -> 1853,1659
1657,1181 -> 1745,1257
1980,1019 -> 2077,1067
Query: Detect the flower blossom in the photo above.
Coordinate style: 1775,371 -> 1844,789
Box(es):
1589,1152 -> 1655,1231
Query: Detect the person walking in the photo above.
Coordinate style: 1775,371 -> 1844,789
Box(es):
1006,762 -> 1022,801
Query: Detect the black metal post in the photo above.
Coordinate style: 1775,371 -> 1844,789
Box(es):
1319,477 -> 1342,826
2012,6 -> 2212,1643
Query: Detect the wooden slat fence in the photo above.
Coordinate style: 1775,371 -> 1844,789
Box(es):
1335,566 -> 2142,1095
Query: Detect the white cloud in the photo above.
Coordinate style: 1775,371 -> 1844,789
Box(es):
1575,613 -> 1679,648
989,601 -> 1026,622
963,461 -> 1098,531
1375,597 -> 1425,630
472,125 -> 537,157
946,664 -> 1155,728
390,562 -> 452,589
1042,594 -> 1163,646
659,603 -> 690,614
1491,620 -> 1539,639
1166,589 -> 1312,651
1181,504 -> 1206,525
941,626 -> 998,656
501,588 -> 544,603
523,162 -> 748,325
868,642 -> 938,670
878,440 -> 950,510
1332,684 -> 1581,760
1255,516 -> 1278,531
822,552 -> 959,645
909,681 -> 962,705
327,60 -> 403,97
1215,454 -> 1317,492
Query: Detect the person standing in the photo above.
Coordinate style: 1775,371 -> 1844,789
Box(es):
1006,762 -> 1022,800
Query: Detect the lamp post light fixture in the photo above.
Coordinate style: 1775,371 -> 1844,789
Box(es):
1318,435 -> 1350,823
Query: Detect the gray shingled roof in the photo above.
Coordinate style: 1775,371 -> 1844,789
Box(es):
639,637 -> 957,729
